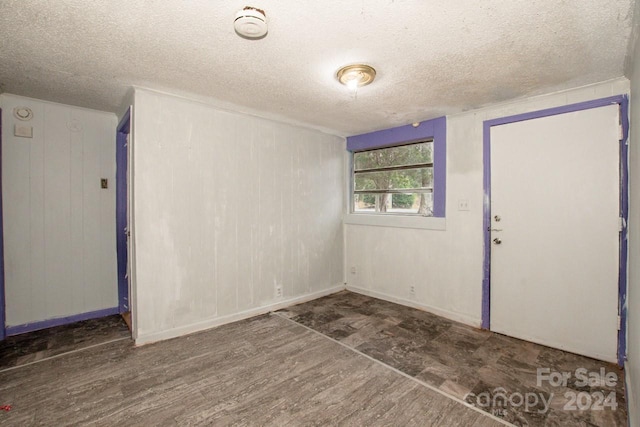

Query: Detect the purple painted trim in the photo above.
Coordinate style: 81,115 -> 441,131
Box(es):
346,116 -> 447,217
433,120 -> 446,218
5,307 -> 119,336
347,117 -> 445,151
117,108 -> 131,133
0,110 -> 5,340
618,96 -> 629,367
482,95 -> 627,130
116,108 -> 131,313
482,95 -> 629,366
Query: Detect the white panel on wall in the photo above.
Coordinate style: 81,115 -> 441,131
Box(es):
132,89 -> 345,343
345,77 -> 630,327
1,94 -> 118,326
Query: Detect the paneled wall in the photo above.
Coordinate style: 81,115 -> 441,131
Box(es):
1,94 -> 118,327
132,89 -> 345,344
345,78 -> 630,326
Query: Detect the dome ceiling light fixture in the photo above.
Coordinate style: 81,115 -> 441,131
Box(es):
234,6 -> 268,39
336,64 -> 376,92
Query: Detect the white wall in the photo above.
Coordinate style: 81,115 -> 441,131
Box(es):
1,94 -> 118,326
345,78 -> 630,327
625,4 -> 640,422
131,89 -> 345,344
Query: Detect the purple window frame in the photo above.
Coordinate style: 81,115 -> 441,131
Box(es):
482,95 -> 629,366
346,116 -> 447,218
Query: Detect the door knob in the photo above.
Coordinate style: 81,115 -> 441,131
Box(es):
493,238 -> 502,245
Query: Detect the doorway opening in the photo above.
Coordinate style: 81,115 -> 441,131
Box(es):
117,108 -> 131,331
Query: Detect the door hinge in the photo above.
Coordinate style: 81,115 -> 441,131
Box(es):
619,217 -> 626,232
618,124 -> 624,141
617,104 -> 625,141
618,315 -> 622,331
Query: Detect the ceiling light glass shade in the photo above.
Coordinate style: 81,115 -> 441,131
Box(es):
336,64 -> 376,88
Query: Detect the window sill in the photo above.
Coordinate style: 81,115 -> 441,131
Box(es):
343,213 -> 446,230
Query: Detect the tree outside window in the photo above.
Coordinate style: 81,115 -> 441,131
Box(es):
353,141 -> 434,216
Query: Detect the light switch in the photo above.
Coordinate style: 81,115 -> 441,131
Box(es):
14,124 -> 33,138
101,179 -> 108,189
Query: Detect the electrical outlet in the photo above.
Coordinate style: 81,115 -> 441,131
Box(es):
350,266 -> 357,275
409,285 -> 416,296
458,199 -> 470,211
275,284 -> 283,298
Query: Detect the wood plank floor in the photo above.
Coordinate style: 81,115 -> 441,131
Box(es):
278,291 -> 628,426
0,312 -> 504,426
0,315 -> 130,369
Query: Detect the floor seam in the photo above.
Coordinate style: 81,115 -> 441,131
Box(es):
272,311 -> 514,427
0,336 -> 131,374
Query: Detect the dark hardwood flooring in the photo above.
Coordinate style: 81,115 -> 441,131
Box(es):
0,291 -> 627,426
278,291 -> 627,426
0,312 -> 503,426
0,315 -> 130,370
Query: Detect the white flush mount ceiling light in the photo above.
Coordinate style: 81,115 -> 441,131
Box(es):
234,6 -> 268,39
336,64 -> 376,91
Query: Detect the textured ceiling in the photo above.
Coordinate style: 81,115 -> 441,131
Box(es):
0,0 -> 635,135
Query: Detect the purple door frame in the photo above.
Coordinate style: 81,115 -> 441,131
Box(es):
0,108 -> 127,337
0,110 -> 5,340
482,95 -> 629,366
116,108 -> 131,313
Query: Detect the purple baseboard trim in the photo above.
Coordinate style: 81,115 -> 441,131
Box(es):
346,117 -> 447,217
5,307 -> 119,336
482,95 -> 629,366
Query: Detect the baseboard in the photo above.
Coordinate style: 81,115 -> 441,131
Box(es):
5,306 -> 120,336
135,284 -> 346,346
346,285 -> 481,328
625,362 -> 636,427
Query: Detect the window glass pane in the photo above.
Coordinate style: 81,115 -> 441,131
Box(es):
354,167 -> 433,191
354,141 -> 433,171
353,192 -> 433,215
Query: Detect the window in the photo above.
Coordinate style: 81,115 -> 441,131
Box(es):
345,116 -> 446,227
353,141 -> 434,216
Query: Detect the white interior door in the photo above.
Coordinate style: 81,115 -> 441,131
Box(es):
490,104 -> 620,363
